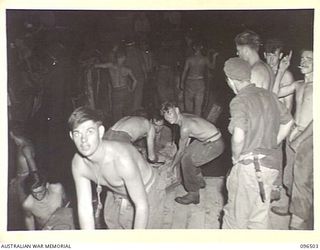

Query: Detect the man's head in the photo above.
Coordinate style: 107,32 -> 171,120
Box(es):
264,39 -> 285,69
235,30 -> 262,61
68,106 -> 105,157
25,172 -> 48,201
150,112 -> 165,133
224,57 -> 252,94
299,49 -> 313,76
160,102 -> 180,125
115,49 -> 127,65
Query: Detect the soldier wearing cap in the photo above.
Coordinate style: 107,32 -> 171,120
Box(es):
222,57 -> 293,229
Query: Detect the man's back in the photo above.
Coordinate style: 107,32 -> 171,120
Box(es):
229,85 -> 289,155
111,116 -> 150,141
251,60 -> 275,91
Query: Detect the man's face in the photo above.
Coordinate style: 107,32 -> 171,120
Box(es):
264,49 -> 282,68
31,185 -> 47,201
299,50 -> 313,75
236,45 -> 248,61
70,120 -> 104,157
152,119 -> 164,133
163,108 -> 179,124
117,55 -> 126,65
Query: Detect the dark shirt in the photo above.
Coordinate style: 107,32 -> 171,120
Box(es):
228,84 -> 292,169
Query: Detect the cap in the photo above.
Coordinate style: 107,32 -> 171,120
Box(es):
224,57 -> 251,81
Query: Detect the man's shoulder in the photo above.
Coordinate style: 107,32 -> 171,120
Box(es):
252,61 -> 270,73
49,183 -> 64,193
22,195 -> 34,210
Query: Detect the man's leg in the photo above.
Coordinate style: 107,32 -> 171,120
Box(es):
184,80 -> 194,113
193,81 -> 205,116
175,138 -> 224,205
289,136 -> 313,230
222,163 -> 278,229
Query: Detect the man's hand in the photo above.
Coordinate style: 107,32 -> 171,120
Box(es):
278,50 -> 292,73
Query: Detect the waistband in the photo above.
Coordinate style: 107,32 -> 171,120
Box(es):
187,76 -> 204,80
112,85 -> 128,90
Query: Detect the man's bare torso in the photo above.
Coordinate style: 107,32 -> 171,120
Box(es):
181,113 -> 220,141
295,80 -> 313,128
187,55 -> 208,79
108,65 -> 131,89
111,116 -> 150,142
76,141 -> 152,197
26,184 -> 64,228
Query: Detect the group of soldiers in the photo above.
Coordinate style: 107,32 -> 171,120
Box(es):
9,26 -> 313,230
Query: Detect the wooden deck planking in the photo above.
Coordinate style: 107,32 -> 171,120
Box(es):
162,177 -> 225,229
204,176 -> 225,229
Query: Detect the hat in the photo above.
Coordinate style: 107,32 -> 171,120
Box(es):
224,57 -> 251,81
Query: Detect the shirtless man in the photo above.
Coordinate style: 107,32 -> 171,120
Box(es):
69,106 -> 165,229
104,115 -> 161,163
271,49 -> 313,229
264,39 -> 295,201
22,173 -> 68,230
160,102 -> 224,204
264,39 -> 294,111
95,49 -> 137,122
180,40 -> 217,116
235,30 -> 275,91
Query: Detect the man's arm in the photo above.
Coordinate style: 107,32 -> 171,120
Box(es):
277,119 -> 294,145
290,121 -> 313,151
128,69 -> 137,92
180,59 -> 190,90
22,199 -> 35,230
118,158 -> 148,229
231,126 -> 245,163
94,62 -> 113,69
273,51 -> 292,95
146,123 -> 156,162
170,127 -> 189,168
71,156 -> 94,229
21,145 -> 37,172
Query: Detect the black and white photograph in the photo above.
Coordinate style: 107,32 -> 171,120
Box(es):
3,1 -> 317,244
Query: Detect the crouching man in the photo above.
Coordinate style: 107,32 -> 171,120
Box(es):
69,106 -> 166,229
160,102 -> 224,205
222,57 -> 293,229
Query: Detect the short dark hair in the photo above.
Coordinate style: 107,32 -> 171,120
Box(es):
235,30 -> 262,51
24,172 -> 46,194
160,101 -> 177,115
68,106 -> 103,131
264,39 -> 284,53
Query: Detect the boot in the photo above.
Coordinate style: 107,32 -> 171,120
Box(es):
175,192 -> 200,205
271,206 -> 290,216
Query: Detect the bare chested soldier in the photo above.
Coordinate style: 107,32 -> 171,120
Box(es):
264,39 -> 295,111
104,115 -> 163,163
69,106 -> 165,229
271,49 -> 313,229
22,173 -> 69,230
95,49 -> 137,122
180,40 -> 216,116
161,102 -> 224,204
235,30 -> 275,91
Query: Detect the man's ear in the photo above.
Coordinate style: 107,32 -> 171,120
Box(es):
69,131 -> 73,140
98,125 -> 105,139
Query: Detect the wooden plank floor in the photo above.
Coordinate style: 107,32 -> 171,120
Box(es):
162,176 -> 225,229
